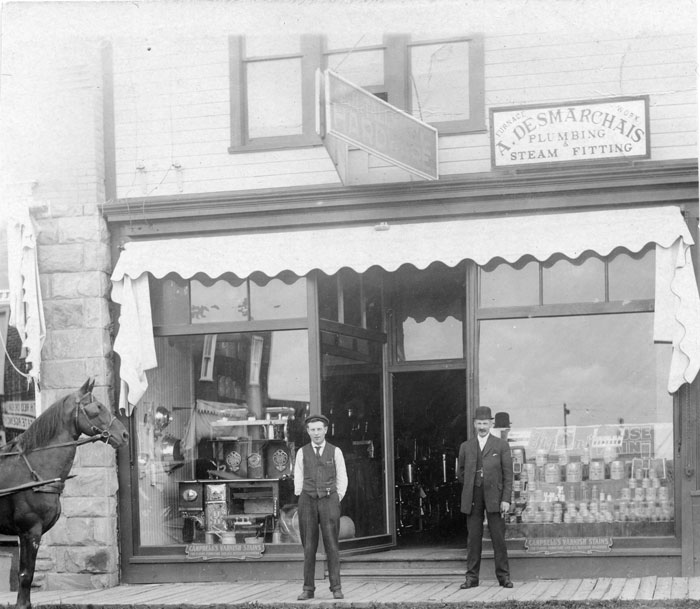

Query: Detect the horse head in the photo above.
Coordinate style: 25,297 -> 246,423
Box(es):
74,378 -> 129,448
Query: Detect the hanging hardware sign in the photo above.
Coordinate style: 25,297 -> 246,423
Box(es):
490,96 -> 649,167
318,70 -> 438,181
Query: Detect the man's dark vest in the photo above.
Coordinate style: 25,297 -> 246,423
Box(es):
301,442 -> 337,497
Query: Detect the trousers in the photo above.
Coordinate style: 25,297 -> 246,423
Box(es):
298,491 -> 341,592
466,484 -> 510,582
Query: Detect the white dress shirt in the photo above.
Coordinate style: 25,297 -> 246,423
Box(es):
294,441 -> 348,501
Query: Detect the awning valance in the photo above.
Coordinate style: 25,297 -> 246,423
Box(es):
111,206 -> 692,281
111,205 -> 700,413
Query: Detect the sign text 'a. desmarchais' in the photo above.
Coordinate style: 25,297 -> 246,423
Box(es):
491,97 -> 649,167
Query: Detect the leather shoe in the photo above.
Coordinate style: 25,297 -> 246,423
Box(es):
500,579 -> 514,588
460,580 -> 479,589
297,591 -> 314,600
332,589 -> 344,599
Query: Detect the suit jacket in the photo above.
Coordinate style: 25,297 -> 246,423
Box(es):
458,433 -> 514,515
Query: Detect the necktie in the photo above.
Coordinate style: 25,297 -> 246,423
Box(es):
315,446 -> 321,459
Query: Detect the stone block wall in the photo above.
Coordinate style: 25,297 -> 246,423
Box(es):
1,34 -> 122,592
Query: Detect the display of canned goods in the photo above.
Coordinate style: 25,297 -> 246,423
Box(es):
544,463 -> 561,483
610,460 -> 626,480
565,462 -> 582,482
588,460 -> 605,480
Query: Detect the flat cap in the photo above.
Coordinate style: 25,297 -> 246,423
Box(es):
304,414 -> 330,426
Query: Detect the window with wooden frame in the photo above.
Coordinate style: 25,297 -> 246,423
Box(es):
228,33 -> 485,153
476,245 -> 677,538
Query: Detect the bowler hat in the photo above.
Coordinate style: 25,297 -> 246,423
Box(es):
305,414 -> 330,427
474,406 -> 494,420
494,411 -> 511,428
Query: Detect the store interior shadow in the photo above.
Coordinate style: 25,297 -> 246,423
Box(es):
393,370 -> 468,548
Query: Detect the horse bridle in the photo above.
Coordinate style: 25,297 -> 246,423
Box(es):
74,392 -> 119,443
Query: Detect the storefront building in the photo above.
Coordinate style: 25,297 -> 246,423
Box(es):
1,1 -> 699,591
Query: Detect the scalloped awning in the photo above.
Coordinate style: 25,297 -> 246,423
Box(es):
111,206 -> 692,281
111,205 -> 700,413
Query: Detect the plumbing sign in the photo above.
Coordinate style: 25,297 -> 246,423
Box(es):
490,96 -> 649,167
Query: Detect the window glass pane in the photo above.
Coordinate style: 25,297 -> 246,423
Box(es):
247,58 -> 303,139
190,278 -> 248,323
542,253 -> 605,304
150,274 -> 190,326
326,49 -> 384,87
249,276 -> 307,320
340,269 -> 362,327
245,36 -> 300,56
394,263 -> 464,361
479,313 -> 674,537
364,267 -> 384,331
326,33 -> 383,49
318,272 -> 338,321
321,332 -> 387,539
609,246 -> 655,301
138,331 -> 310,547
480,258 -> 539,308
410,41 -> 470,123
402,317 -> 463,360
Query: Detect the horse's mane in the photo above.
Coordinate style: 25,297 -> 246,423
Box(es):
11,392 -> 74,452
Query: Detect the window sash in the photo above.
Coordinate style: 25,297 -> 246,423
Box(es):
229,33 -> 485,153
229,35 -> 322,152
406,36 -> 486,134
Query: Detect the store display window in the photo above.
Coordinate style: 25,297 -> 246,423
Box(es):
136,330 -> 309,547
478,245 -> 675,540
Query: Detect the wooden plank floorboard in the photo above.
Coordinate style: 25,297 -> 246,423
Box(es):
556,578 -> 583,600
636,576 -> 657,600
538,578 -> 567,601
8,577 -> 700,607
205,583 -> 268,603
132,583 -> 196,604
568,578 -> 597,601
653,576 -> 673,600
514,579 -> 550,602
671,577 -> 689,599
220,582 -> 282,603
619,577 -> 641,601
252,582 -> 308,604
587,577 -> 612,600
420,580 -> 458,601
688,576 -> 700,599
600,578 -> 626,601
87,585 -> 158,602
456,581 -> 499,602
390,582 -> 440,603
342,580 -> 394,603
371,581 -> 413,602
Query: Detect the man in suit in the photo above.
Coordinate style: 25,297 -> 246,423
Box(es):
294,414 -> 348,601
458,406 -> 514,589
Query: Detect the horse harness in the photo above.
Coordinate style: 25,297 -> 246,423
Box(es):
1,393 -> 118,495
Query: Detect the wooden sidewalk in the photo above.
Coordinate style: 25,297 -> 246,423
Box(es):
1,576 -> 700,607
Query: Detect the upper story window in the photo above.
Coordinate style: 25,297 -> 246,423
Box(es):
229,33 -> 485,153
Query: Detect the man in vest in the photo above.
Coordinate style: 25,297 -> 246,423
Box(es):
294,413 -> 348,600
458,406 -> 514,589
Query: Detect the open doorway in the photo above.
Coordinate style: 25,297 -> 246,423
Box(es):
393,370 -> 467,547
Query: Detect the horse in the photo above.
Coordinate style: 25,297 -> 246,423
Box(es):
0,378 -> 129,609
